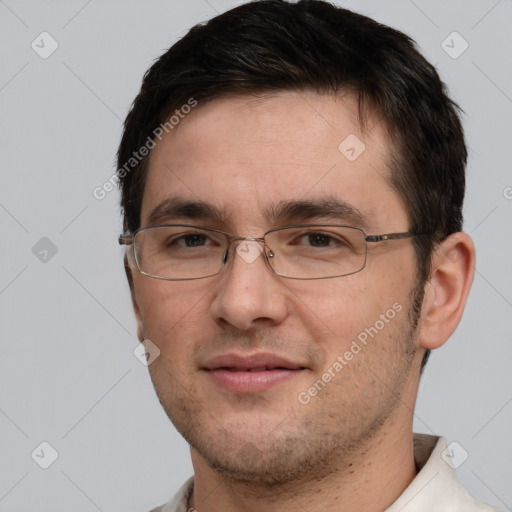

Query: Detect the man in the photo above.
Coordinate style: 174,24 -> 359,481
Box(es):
116,1 -> 500,510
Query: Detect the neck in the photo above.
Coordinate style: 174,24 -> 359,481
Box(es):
189,421 -> 417,512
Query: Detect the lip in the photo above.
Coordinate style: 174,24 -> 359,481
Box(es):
202,353 -> 306,393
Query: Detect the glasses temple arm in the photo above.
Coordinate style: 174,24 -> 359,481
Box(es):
365,232 -> 416,243
118,234 -> 134,245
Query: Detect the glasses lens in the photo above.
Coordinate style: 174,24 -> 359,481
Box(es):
134,226 -> 228,279
265,225 -> 367,279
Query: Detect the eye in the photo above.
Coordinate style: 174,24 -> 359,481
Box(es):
304,233 -> 336,247
172,233 -> 210,248
151,228 -> 227,254
292,231 -> 349,248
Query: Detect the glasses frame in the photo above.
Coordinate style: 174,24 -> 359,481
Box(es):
119,224 -> 418,281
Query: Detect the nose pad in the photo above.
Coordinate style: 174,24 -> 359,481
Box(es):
221,239 -> 274,272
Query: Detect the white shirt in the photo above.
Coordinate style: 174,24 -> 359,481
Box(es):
150,434 -> 502,512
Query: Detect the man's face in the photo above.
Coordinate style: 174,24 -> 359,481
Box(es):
130,91 -> 424,484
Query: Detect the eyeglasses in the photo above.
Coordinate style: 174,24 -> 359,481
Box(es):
119,224 -> 417,281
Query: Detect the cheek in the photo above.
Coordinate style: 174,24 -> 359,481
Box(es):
293,270 -> 411,356
288,277 -> 385,347
133,277 -> 213,346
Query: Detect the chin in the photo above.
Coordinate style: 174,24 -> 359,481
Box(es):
181,411 -> 348,487
195,436 -> 322,487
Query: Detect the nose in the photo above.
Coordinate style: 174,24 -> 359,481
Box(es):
210,239 -> 289,331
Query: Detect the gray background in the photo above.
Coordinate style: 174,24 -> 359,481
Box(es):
0,0 -> 511,511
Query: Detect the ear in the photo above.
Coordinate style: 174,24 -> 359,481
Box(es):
124,254 -> 144,343
417,232 -> 475,350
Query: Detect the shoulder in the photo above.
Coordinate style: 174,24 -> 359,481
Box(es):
386,434 -> 503,511
147,477 -> 194,512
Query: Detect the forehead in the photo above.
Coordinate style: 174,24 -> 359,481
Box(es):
142,91 -> 406,232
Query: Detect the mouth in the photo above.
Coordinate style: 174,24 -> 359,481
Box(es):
202,353 -> 307,393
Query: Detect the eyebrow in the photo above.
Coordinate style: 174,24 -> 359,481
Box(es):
145,197 -> 370,230
266,198 -> 370,229
147,197 -> 227,226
